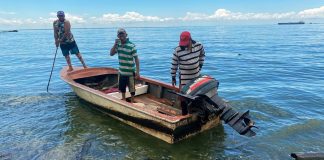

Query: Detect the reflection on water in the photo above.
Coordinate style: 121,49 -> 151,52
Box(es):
1,89 -> 323,159
55,95 -> 227,159
0,93 -> 228,159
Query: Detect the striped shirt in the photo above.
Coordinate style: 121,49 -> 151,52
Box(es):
171,41 -> 205,86
117,39 -> 138,76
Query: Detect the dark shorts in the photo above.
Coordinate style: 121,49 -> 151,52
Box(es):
60,41 -> 80,56
118,73 -> 135,95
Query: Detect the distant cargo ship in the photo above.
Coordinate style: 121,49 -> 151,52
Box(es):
278,21 -> 305,25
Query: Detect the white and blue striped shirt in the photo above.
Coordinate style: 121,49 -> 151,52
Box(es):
171,41 -> 205,86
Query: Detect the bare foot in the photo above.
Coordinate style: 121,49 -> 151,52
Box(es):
67,67 -> 73,72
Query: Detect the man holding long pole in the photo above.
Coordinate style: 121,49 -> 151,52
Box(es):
53,11 -> 87,72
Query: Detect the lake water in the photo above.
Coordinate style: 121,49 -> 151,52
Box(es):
0,25 -> 323,159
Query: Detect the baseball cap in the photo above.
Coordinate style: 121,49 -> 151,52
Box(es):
117,28 -> 126,35
57,11 -> 65,16
179,31 -> 191,46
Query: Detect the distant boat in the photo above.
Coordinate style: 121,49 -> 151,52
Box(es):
278,21 -> 305,25
8,30 -> 18,32
1,30 -> 18,32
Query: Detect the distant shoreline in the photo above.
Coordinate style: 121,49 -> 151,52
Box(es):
1,23 -> 323,31
0,30 -> 18,32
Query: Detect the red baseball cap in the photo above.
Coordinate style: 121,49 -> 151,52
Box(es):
179,31 -> 191,46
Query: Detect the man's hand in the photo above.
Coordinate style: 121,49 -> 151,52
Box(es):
55,39 -> 60,48
135,71 -> 140,79
199,64 -> 203,71
110,39 -> 119,56
115,39 -> 120,45
172,77 -> 176,86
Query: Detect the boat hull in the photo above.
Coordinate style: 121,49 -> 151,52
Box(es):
61,67 -> 220,143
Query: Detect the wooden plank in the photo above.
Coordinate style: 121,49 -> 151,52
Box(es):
146,94 -> 174,106
157,86 -> 163,98
157,106 -> 179,116
134,94 -> 181,116
139,76 -> 179,92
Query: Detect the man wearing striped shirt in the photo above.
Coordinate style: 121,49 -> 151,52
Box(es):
171,31 -> 205,89
110,28 -> 140,103
171,31 -> 205,115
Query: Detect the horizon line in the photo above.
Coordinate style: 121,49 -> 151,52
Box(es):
2,22 -> 324,31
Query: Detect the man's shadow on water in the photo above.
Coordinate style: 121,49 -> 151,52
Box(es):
62,93 -> 227,159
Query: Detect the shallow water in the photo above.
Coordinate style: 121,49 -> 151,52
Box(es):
0,25 -> 323,159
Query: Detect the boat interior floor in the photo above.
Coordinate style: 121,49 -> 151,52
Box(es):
133,94 -> 182,116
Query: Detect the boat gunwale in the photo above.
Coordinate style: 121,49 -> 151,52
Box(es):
60,66 -> 189,123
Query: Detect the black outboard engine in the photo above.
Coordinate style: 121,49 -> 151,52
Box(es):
173,75 -> 257,137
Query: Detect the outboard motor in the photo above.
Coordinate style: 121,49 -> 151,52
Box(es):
172,75 -> 257,137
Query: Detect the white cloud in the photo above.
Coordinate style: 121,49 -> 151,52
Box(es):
0,12 -> 85,28
92,11 -> 173,24
180,9 -> 297,21
0,18 -> 22,25
65,13 -> 85,23
49,12 -> 85,23
180,12 -> 209,21
179,6 -> 324,21
298,6 -> 324,18
213,9 -> 231,18
1,6 -> 324,28
0,11 -> 16,15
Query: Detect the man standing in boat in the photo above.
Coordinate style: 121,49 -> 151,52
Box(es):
110,28 -> 140,103
171,31 -> 205,114
53,11 -> 87,71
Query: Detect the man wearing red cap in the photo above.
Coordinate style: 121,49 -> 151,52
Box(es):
171,31 -> 205,115
53,11 -> 87,71
171,31 -> 205,88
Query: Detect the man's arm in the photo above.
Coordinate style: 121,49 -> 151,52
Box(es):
110,39 -> 118,56
199,44 -> 205,70
53,21 -> 59,47
171,49 -> 179,86
134,56 -> 140,78
131,46 -> 140,78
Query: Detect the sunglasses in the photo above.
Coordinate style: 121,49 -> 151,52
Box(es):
118,33 -> 126,37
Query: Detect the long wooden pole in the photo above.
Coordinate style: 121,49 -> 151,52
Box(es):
47,47 -> 59,92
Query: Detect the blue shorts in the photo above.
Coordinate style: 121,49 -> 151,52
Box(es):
60,41 -> 80,56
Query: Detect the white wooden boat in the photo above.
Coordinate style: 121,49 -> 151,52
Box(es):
61,66 -> 257,143
60,67 -> 221,143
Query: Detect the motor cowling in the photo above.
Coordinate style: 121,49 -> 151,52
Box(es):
179,75 -> 257,137
181,75 -> 219,98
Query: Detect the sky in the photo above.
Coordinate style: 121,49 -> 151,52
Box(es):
1,0 -> 324,29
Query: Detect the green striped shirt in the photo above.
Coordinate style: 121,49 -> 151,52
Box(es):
117,39 -> 138,76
